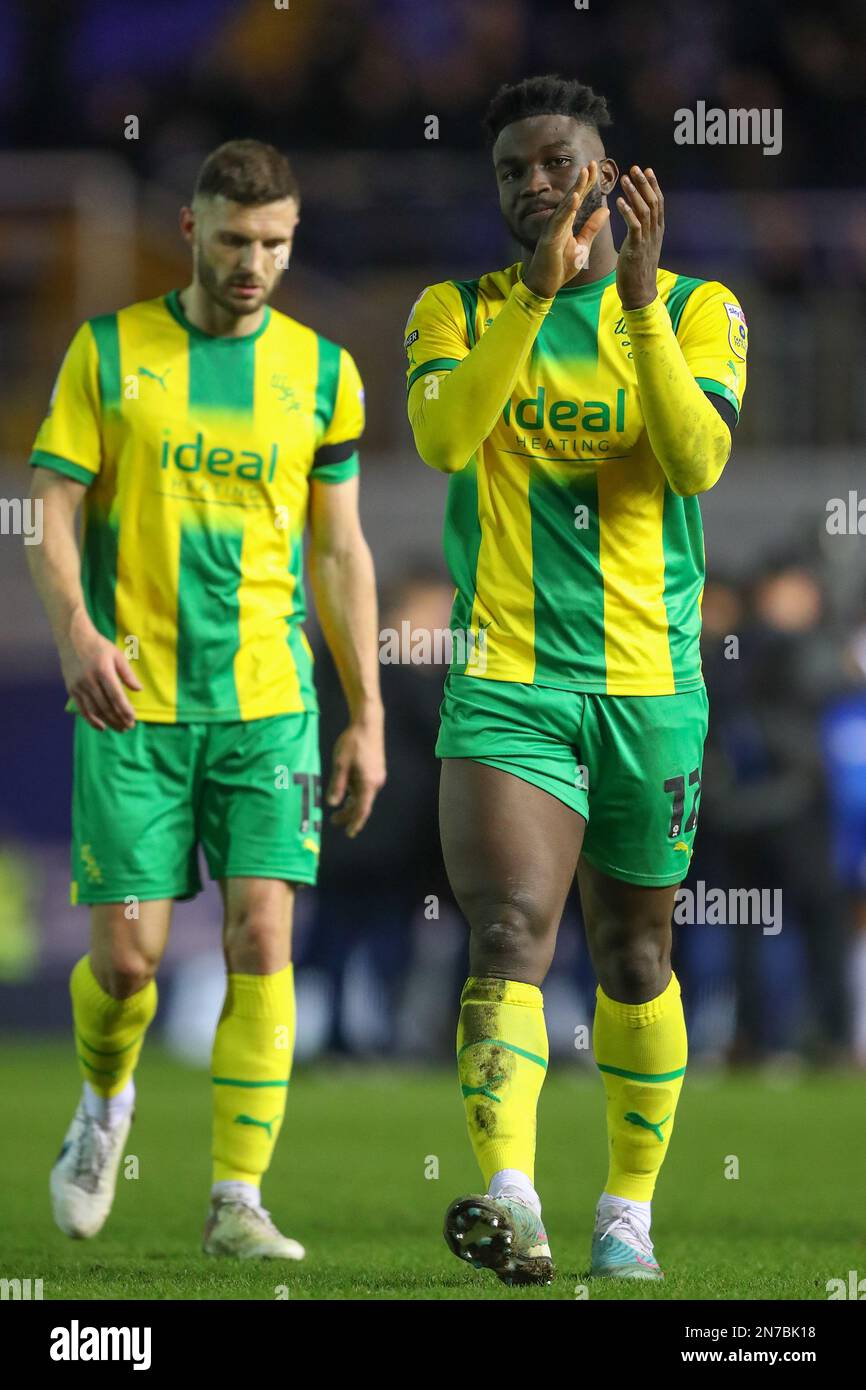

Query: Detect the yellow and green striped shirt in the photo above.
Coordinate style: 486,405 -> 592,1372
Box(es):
406,264 -> 747,694
31,291 -> 364,721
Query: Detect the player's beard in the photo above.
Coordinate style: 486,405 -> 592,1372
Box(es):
196,246 -> 273,317
511,183 -> 605,254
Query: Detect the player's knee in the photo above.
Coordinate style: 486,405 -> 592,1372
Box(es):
97,950 -> 158,999
599,937 -> 669,1001
470,897 -> 548,972
223,907 -> 286,972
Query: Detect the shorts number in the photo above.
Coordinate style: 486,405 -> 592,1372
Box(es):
663,767 -> 701,838
292,772 -> 322,834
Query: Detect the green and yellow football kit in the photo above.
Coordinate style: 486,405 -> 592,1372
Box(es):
32,289 -> 365,900
407,261 -> 747,1224
406,262 -> 747,884
35,289 -> 363,1195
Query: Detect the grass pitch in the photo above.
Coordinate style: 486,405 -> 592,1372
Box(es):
1,1038 -> 861,1300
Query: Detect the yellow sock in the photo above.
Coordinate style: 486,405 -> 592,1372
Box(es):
211,964 -> 295,1188
70,954 -> 157,1099
593,972 -> 688,1202
457,977 -> 548,1188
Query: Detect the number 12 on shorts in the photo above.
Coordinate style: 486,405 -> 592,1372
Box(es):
664,767 -> 701,839
292,772 -> 322,834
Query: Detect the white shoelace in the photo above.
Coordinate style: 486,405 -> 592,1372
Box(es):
600,1209 -> 654,1256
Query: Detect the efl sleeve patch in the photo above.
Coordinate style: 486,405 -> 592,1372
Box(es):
724,302 -> 748,360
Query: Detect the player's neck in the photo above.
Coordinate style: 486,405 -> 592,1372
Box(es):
178,282 -> 266,339
560,225 -> 618,290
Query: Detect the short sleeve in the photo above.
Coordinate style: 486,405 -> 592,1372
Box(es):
675,281 -> 748,420
30,321 -> 102,485
312,347 -> 365,484
404,282 -> 471,397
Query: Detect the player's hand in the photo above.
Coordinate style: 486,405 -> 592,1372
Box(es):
326,713 -> 386,838
616,166 -> 664,310
59,612 -> 142,732
523,161 -> 610,300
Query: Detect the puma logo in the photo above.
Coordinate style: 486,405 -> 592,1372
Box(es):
624,1110 -> 671,1144
139,365 -> 170,391
461,1074 -> 507,1104
233,1113 -> 281,1138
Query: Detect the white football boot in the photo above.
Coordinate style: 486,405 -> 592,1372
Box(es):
50,1099 -> 133,1238
202,1197 -> 305,1260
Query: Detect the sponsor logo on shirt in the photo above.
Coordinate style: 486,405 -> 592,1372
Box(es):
503,387 -> 627,436
159,430 -> 279,482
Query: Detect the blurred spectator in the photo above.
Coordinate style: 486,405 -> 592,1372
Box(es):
822,602 -> 866,1064
299,564 -> 456,1054
4,0 -> 866,190
700,561 -> 854,1064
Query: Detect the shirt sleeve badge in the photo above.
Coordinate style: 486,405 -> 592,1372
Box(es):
723,302 -> 748,360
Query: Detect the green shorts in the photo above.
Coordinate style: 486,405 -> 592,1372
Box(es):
71,713 -> 321,904
436,674 -> 709,887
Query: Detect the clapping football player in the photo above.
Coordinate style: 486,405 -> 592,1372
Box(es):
405,76 -> 747,1283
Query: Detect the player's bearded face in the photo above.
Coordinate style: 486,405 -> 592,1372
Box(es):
195,242 -> 273,317
193,196 -> 299,317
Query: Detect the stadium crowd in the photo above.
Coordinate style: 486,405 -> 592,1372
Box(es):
3,0 -> 864,191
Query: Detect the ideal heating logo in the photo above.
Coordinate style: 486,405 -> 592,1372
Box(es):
502,386 -> 627,456
503,386 -> 626,434
160,429 -> 279,482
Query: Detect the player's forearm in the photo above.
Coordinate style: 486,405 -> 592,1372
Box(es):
309,536 -> 384,725
408,280 -> 553,474
624,295 -> 732,497
26,487 -> 94,656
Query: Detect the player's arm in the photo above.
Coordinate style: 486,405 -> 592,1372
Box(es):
308,475 -> 385,837
307,349 -> 385,837
26,325 -> 141,732
616,167 -> 741,497
408,163 -> 610,474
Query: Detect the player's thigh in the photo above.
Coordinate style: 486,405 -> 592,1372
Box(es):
437,675 -> 586,974
218,876 -> 295,973
200,714 -> 318,967
71,715 -> 202,907
89,898 -> 174,996
199,714 -> 321,889
579,688 -> 709,889
576,688 -> 708,1000
439,759 -> 584,948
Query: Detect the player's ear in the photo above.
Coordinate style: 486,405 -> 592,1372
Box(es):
179,205 -> 195,244
599,158 -> 619,195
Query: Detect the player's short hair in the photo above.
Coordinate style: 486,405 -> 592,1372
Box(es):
482,75 -> 612,146
193,139 -> 300,206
